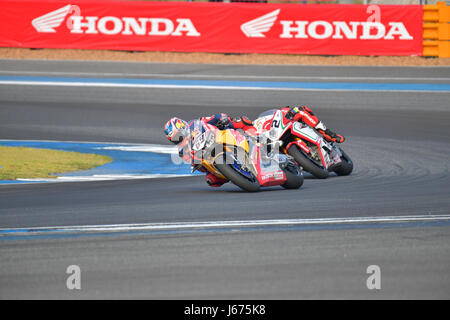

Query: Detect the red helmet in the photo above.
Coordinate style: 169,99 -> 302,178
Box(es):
164,117 -> 188,144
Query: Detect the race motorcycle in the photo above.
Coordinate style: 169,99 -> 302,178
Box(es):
252,109 -> 353,179
181,118 -> 304,192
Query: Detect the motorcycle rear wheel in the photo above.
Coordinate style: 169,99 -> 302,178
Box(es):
215,163 -> 260,192
334,148 -> 353,176
282,163 -> 304,189
287,145 -> 328,179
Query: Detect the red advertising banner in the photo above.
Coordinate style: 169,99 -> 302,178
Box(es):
0,0 -> 423,56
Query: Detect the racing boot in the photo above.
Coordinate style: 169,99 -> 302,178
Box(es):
205,173 -> 228,187
315,121 -> 345,143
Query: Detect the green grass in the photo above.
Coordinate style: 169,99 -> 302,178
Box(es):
0,146 -> 113,180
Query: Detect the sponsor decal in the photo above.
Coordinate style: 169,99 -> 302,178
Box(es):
32,4 -> 73,33
32,4 -> 200,37
299,111 -> 317,126
0,2 -> 422,55
279,20 -> 413,40
261,171 -> 284,181
241,9 -> 280,38
240,8 -> 413,41
70,16 -> 200,36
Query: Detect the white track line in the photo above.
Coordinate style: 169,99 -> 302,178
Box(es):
2,215 -> 449,235
1,80 -> 449,93
99,145 -> 178,154
17,174 -> 191,183
0,139 -> 176,149
1,70 -> 450,81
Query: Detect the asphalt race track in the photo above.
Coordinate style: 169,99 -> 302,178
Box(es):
0,60 -> 449,299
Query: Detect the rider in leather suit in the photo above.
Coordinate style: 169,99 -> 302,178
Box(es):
282,106 -> 345,143
164,114 -> 256,187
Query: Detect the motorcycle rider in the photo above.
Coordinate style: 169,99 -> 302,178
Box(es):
282,105 -> 345,143
164,114 -> 255,144
164,114 -> 256,187
202,113 -> 256,133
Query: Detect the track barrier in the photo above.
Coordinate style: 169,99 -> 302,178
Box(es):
423,1 -> 450,57
0,1 -> 447,57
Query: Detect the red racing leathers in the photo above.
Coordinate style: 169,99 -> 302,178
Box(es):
281,106 -> 345,143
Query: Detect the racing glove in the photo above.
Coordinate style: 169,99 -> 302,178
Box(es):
232,116 -> 257,135
234,116 -> 253,127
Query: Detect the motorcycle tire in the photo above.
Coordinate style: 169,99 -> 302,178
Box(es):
281,162 -> 304,189
215,163 -> 260,192
333,148 -> 353,176
287,145 -> 328,179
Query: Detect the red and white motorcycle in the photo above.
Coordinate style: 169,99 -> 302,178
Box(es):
252,109 -> 353,179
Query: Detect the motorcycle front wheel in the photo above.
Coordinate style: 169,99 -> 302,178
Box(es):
334,148 -> 353,176
287,145 -> 328,179
215,163 -> 260,192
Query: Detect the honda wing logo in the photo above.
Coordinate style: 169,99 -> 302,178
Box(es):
32,4 -> 72,33
241,9 -> 280,38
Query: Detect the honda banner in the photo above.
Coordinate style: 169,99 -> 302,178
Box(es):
0,0 -> 423,56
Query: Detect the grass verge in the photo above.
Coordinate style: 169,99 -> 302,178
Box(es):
0,146 -> 113,180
